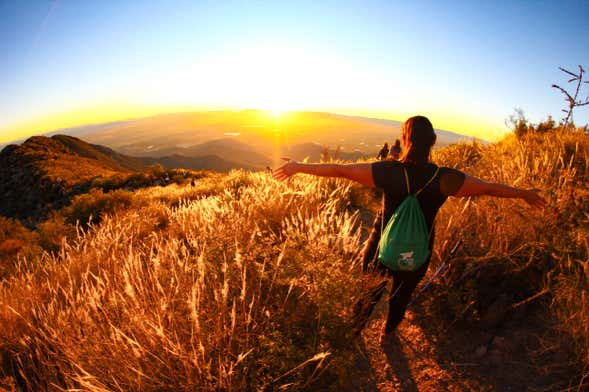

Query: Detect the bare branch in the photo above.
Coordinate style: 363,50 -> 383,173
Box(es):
552,65 -> 589,129
559,67 -> 578,78
552,84 -> 574,102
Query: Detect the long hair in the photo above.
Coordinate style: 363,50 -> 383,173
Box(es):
399,116 -> 436,165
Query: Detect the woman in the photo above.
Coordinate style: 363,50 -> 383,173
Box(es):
388,139 -> 402,160
273,115 -> 546,337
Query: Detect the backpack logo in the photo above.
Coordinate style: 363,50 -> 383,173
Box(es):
398,251 -> 415,269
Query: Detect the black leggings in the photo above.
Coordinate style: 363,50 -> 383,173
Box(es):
361,215 -> 430,333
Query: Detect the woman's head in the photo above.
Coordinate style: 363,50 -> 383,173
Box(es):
400,116 -> 436,165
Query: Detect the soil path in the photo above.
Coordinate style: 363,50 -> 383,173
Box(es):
339,208 -> 580,391
341,282 -> 579,392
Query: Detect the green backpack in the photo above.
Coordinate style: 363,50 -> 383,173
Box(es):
378,166 -> 440,271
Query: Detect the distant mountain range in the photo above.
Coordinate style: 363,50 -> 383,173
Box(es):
1,110 -> 477,167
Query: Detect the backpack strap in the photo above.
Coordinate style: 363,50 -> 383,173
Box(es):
415,166 -> 440,196
403,167 -> 411,194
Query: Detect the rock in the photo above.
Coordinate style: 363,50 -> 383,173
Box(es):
481,294 -> 510,329
491,336 -> 510,352
512,303 -> 528,322
480,332 -> 494,343
553,348 -> 570,363
475,345 -> 488,358
488,349 -> 504,366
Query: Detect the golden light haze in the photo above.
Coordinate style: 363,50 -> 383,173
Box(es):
0,102 -> 217,144
0,101 -> 503,145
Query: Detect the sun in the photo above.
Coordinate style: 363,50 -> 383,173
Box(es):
267,106 -> 288,118
261,102 -> 292,119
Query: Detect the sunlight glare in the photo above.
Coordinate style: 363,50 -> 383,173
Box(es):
266,105 -> 289,118
136,43 -> 397,117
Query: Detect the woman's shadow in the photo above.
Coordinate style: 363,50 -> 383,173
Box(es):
380,334 -> 419,392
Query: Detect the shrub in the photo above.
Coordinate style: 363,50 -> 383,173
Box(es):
36,214 -> 75,254
62,188 -> 135,227
0,217 -> 33,242
0,239 -> 25,256
0,217 -> 42,279
148,163 -> 165,178
430,128 -> 589,380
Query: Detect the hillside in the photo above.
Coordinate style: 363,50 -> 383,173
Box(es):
0,129 -> 587,390
0,135 -> 145,222
282,142 -> 365,162
0,134 -> 271,223
142,153 -> 261,172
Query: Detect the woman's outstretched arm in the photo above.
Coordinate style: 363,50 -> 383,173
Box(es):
455,174 -> 546,209
273,158 -> 375,187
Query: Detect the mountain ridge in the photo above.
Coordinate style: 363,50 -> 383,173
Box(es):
0,110 -> 481,153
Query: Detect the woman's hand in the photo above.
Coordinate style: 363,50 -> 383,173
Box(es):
272,158 -> 299,181
521,188 -> 547,209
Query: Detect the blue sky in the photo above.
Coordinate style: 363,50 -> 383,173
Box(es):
1,0 -> 588,143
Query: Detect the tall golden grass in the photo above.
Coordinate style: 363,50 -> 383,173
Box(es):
431,130 -> 588,376
0,128 -> 587,390
0,170 -> 370,390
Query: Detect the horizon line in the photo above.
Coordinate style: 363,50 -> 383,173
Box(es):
0,106 -> 494,147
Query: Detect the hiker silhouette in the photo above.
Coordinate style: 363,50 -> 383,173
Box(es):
389,139 -> 402,160
273,115 -> 546,338
377,142 -> 389,160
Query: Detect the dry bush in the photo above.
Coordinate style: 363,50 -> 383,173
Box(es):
431,128 -> 589,377
36,214 -> 76,255
62,188 -> 139,227
0,217 -> 42,279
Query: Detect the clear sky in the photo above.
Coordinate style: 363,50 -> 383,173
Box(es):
1,0 -> 588,143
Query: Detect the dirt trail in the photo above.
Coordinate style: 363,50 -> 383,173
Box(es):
338,207 -> 581,391
341,288 -> 579,392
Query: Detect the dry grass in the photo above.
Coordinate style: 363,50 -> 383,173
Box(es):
431,130 -> 589,374
0,171 -> 369,390
0,129 -> 588,390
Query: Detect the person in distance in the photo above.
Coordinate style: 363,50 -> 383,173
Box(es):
377,142 -> 389,160
388,138 -> 402,160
